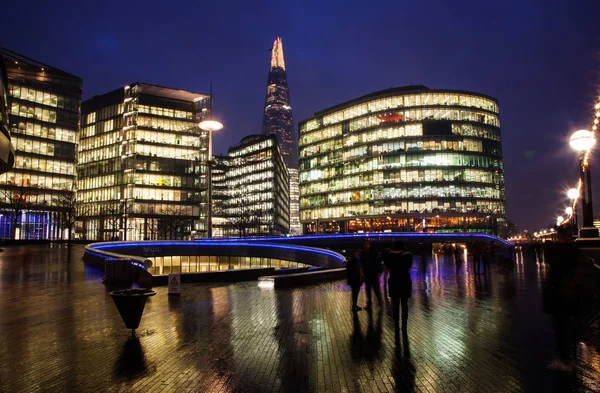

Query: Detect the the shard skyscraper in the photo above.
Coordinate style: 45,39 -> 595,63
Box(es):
262,37 -> 301,235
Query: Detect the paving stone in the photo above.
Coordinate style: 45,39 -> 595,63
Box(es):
0,244 -> 598,392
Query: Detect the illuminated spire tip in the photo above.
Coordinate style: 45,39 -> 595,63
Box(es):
270,37 -> 285,71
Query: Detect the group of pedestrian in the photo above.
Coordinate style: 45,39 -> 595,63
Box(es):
470,240 -> 495,274
347,240 -> 413,333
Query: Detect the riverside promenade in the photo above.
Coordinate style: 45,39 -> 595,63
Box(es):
0,244 -> 598,392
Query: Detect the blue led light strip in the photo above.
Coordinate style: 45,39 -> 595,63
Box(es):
192,232 -> 512,246
89,241 -> 345,262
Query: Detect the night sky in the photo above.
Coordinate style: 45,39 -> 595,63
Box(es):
3,0 -> 600,231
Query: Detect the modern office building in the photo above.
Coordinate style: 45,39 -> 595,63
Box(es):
0,52 -> 15,175
298,86 -> 506,235
0,49 -> 81,239
212,134 -> 289,237
78,83 -> 212,241
261,37 -> 301,235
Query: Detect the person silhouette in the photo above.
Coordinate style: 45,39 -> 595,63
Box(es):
384,241 -> 413,335
361,240 -> 383,310
346,248 -> 364,312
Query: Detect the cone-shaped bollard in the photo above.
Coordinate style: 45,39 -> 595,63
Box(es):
110,288 -> 156,337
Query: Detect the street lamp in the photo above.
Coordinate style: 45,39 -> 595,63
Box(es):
569,130 -> 598,238
199,119 -> 223,238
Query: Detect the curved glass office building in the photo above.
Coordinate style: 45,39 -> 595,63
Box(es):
298,85 -> 506,235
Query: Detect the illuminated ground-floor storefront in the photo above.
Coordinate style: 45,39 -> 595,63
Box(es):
80,215 -> 195,242
146,254 -> 310,275
302,214 -> 505,236
0,210 -> 64,240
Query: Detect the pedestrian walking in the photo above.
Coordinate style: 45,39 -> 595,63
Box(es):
381,246 -> 391,298
453,244 -> 463,273
384,241 -> 413,335
471,241 -> 482,275
482,241 -> 491,274
347,249 -> 364,312
361,240 -> 383,310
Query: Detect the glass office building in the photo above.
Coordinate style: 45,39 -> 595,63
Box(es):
0,49 -> 81,239
298,86 -> 506,235
0,51 -> 15,175
212,134 -> 290,237
78,83 -> 211,241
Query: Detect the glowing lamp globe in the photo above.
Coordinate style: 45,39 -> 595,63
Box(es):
557,216 -> 564,224
199,120 -> 224,132
569,130 -> 596,152
567,188 -> 579,200
565,206 -> 573,215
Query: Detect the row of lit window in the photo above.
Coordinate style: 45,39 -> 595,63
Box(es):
300,201 -> 506,220
0,190 -> 71,207
344,109 -> 499,134
300,168 -> 503,195
9,84 -> 80,112
12,155 -> 75,176
133,143 -> 201,161
85,104 -> 122,125
133,129 -> 200,147
77,174 -> 119,190
136,116 -> 198,134
12,121 -> 76,143
224,159 -> 274,180
127,173 -> 196,188
78,146 -> 120,163
301,153 -> 502,176
12,136 -> 58,158
79,131 -> 120,152
302,93 -> 498,130
78,201 -> 197,218
300,185 -> 502,207
230,139 -> 274,158
131,187 -> 198,202
78,159 -> 120,177
301,137 -> 490,159
11,102 -> 56,123
0,172 -> 73,190
219,169 -> 275,189
137,105 -> 193,120
301,123 -> 501,150
215,180 -> 275,196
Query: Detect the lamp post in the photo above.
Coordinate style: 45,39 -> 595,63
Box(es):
567,188 -> 579,236
569,130 -> 598,238
198,119 -> 223,238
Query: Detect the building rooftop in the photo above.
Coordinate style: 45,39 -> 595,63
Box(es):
132,82 -> 209,102
310,85 -> 498,118
0,47 -> 82,83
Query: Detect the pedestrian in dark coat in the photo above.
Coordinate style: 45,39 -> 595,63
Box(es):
361,240 -> 383,309
384,241 -> 413,333
347,249 -> 364,312
471,240 -> 482,275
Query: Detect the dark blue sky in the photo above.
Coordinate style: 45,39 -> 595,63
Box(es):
3,0 -> 600,230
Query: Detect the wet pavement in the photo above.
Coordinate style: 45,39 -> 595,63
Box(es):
0,244 -> 598,393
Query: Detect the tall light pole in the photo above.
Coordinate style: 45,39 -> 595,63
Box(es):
198,87 -> 223,238
569,130 -> 598,238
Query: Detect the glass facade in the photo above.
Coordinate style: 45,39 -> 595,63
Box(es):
0,49 -> 80,239
78,83 -> 211,241
146,254 -> 307,275
212,134 -> 290,237
298,86 -> 506,235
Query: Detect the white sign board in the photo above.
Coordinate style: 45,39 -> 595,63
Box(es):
168,274 -> 181,296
